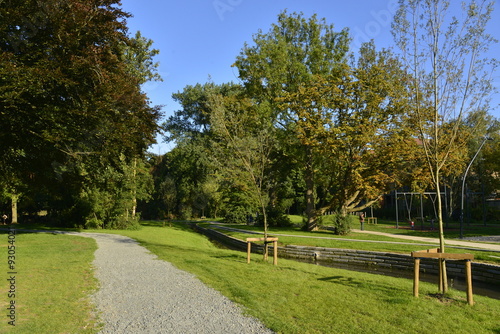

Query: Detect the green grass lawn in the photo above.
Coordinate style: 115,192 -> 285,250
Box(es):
200,221 -> 500,265
345,216 -> 500,238
0,230 -> 100,333
96,221 -> 500,334
4,219 -> 500,333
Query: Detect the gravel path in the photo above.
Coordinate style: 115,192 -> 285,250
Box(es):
81,233 -> 273,334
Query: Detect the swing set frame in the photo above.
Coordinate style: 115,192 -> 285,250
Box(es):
395,191 -> 447,229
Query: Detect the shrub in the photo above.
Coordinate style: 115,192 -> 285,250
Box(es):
318,213 -> 353,235
84,217 -> 103,229
179,206 -> 193,220
256,208 -> 293,227
223,206 -> 249,224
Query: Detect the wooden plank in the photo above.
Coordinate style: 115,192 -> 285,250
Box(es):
413,248 -> 440,254
411,252 -> 474,260
246,237 -> 278,242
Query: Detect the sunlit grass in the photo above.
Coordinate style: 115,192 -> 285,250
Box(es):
201,222 -> 500,264
0,231 -> 100,333
2,221 -> 500,333
105,221 -> 500,334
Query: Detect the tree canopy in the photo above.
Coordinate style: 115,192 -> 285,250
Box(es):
0,0 -> 161,227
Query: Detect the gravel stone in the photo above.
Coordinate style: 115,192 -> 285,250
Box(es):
79,233 -> 274,334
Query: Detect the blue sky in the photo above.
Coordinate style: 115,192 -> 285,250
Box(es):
119,0 -> 500,154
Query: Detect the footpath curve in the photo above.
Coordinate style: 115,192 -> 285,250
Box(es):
350,229 -> 500,252
86,233 -> 273,334
7,229 -> 274,334
211,224 -> 500,252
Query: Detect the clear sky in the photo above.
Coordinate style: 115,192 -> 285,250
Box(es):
119,0 -> 500,154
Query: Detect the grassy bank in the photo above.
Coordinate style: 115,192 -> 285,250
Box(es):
201,222 -> 500,264
0,230 -> 99,333
102,221 -> 500,334
3,221 -> 500,333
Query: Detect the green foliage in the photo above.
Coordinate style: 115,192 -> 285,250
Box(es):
121,30 -> 162,86
234,11 -> 413,231
223,206 -> 250,224
179,206 -> 193,220
0,0 -> 161,229
318,213 -> 354,235
84,216 -> 104,230
255,207 -> 292,227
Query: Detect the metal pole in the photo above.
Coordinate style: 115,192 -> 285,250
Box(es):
420,192 -> 424,230
395,191 -> 399,229
460,136 -> 492,239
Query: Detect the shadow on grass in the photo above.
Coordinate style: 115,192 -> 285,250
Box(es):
317,275 -> 366,288
140,220 -> 197,232
133,240 -> 217,256
212,254 -> 247,263
0,223 -> 83,233
100,235 -> 139,244
317,275 -> 410,299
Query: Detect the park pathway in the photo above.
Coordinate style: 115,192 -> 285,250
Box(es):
351,229 -> 500,252
211,224 -> 500,252
84,232 -> 274,334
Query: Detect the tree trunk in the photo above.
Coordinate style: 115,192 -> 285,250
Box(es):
260,192 -> 269,261
305,146 -> 317,231
131,158 -> 137,218
11,193 -> 18,224
436,170 -> 448,293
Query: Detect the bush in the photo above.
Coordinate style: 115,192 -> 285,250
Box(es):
105,214 -> 142,230
318,213 -> 353,235
223,206 -> 249,224
256,208 -> 293,227
84,217 -> 103,229
179,206 -> 192,220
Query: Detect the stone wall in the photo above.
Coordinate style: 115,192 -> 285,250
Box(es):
194,225 -> 500,287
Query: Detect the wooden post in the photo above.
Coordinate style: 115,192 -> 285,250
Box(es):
246,237 -> 278,265
413,258 -> 420,297
466,260 -> 474,305
411,248 -> 474,303
247,241 -> 251,264
263,241 -> 268,261
273,240 -> 278,265
438,258 -> 444,292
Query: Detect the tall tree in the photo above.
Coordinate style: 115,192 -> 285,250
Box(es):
392,0 -> 498,292
0,0 -> 161,226
209,88 -> 276,257
162,83 -> 247,219
234,11 -> 350,231
235,12 -> 411,231
278,43 -> 412,233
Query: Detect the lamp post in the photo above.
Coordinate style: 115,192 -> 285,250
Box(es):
460,136 -> 492,239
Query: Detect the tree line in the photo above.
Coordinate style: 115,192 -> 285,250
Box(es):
148,6 -> 499,234
0,0 -> 162,228
1,1 -> 499,244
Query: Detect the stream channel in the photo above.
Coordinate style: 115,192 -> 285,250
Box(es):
297,257 -> 500,300
210,238 -> 500,301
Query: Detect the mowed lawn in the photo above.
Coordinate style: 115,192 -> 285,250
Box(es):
111,222 -> 500,334
0,231 -> 100,333
2,222 -> 500,333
